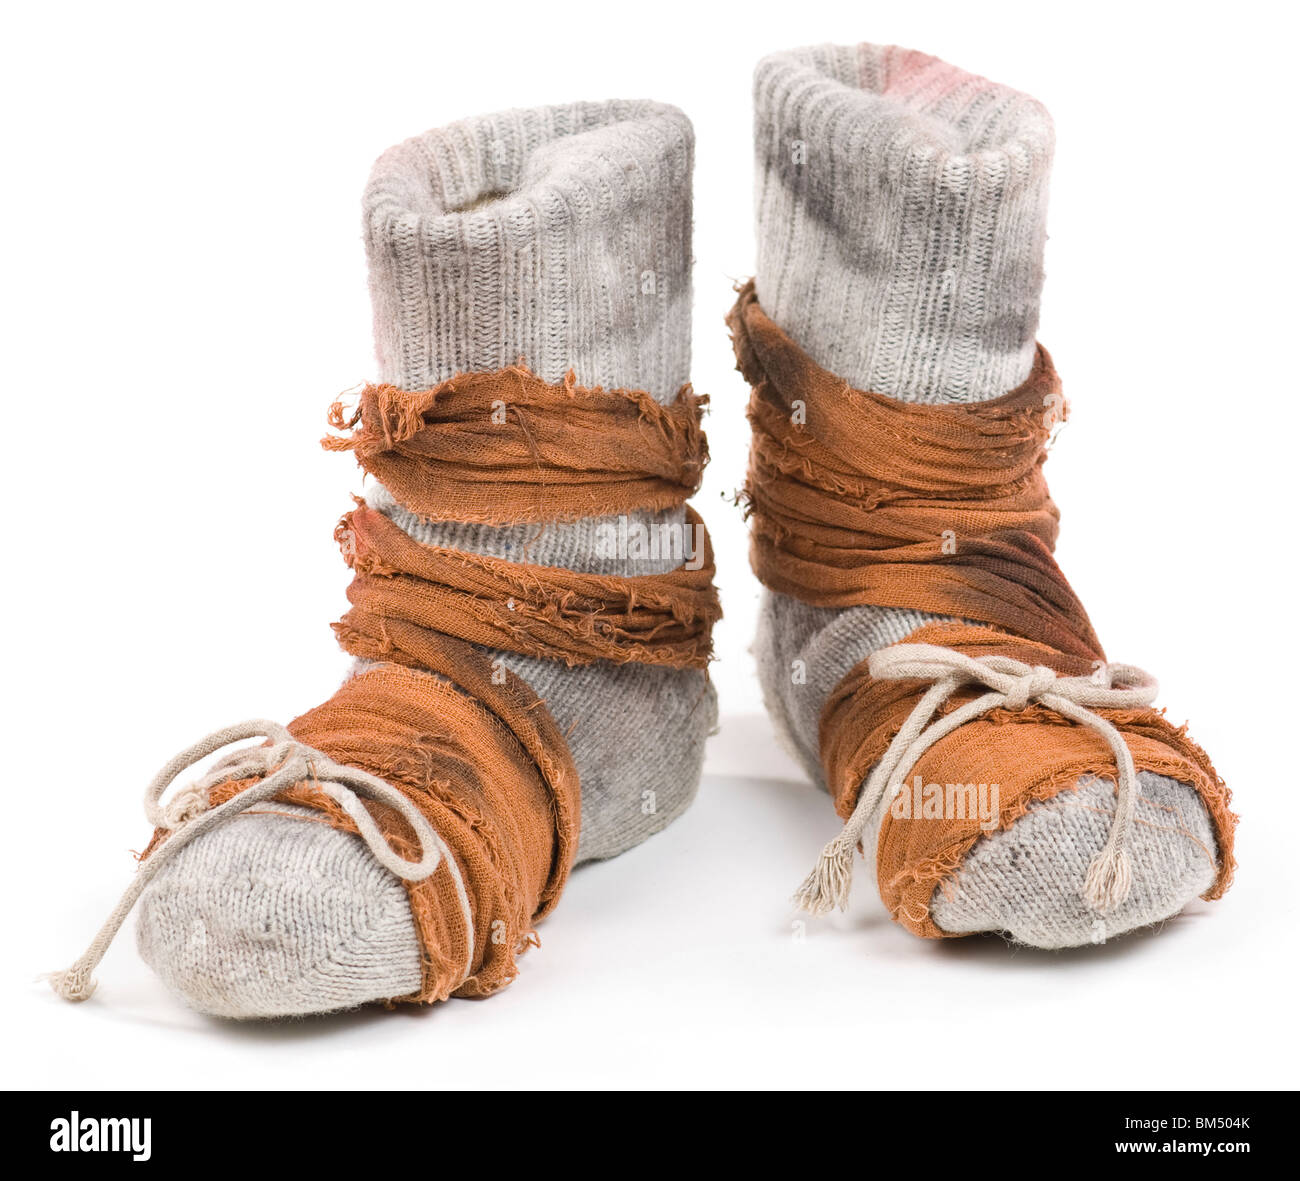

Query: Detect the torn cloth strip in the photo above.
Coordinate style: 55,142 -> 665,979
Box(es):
335,500 -> 719,669
324,367 -> 710,525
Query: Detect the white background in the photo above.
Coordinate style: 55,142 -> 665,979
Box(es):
3,0 -> 1296,1090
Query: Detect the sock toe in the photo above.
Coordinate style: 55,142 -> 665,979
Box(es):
136,806 -> 422,1017
928,772 -> 1219,948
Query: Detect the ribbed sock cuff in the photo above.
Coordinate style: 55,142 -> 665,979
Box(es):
364,100 -> 694,401
753,43 -> 1053,403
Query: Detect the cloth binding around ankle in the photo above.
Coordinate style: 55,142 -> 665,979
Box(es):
729,279 -> 1099,661
305,367 -> 718,994
328,364 -> 720,668
335,500 -> 717,669
324,367 -> 709,525
54,363 -> 717,1004
727,282 -> 1235,928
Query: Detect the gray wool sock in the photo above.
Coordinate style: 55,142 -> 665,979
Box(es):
137,101 -> 715,1016
361,100 -> 711,863
750,43 -> 1217,948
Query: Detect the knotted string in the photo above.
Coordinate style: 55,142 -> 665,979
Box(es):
793,643 -> 1159,918
46,721 -> 473,1002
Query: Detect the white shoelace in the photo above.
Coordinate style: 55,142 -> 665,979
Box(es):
794,643 -> 1159,917
47,721 -> 473,1002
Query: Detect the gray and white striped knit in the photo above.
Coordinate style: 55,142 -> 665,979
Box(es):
136,101 -> 716,1017
750,44 -> 1217,948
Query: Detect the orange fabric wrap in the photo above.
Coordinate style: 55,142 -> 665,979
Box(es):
323,367 -> 709,524
335,499 -> 719,669
822,623 -> 1235,937
143,365 -> 715,1001
729,282 -> 1235,935
185,655 -> 580,1003
729,280 -> 1101,661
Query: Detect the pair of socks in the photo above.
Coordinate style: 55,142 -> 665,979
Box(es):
53,43 -> 1234,1019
